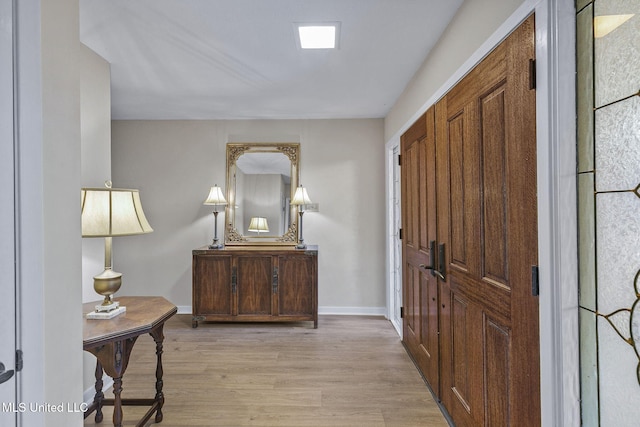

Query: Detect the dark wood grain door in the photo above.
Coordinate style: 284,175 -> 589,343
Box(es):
193,254 -> 233,316
436,15 -> 539,426
278,254 -> 315,316
401,108 -> 440,392
236,255 -> 273,316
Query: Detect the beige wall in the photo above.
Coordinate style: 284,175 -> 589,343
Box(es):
80,44 -> 112,302
17,3 -> 104,421
42,1 -> 84,424
111,119 -> 386,312
385,0 -> 527,141
79,44 -> 112,400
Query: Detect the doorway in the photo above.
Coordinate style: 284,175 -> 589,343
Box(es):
387,141 -> 403,336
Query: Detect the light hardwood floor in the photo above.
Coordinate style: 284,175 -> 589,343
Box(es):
84,315 -> 450,427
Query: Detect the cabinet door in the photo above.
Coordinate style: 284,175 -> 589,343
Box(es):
193,254 -> 232,315
278,254 -> 316,316
236,255 -> 273,316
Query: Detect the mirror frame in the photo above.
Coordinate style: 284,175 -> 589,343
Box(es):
225,142 -> 299,246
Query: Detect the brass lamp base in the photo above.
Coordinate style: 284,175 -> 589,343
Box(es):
87,306 -> 126,319
93,268 -> 122,312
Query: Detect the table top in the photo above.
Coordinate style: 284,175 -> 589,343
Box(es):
83,296 -> 177,348
193,244 -> 318,254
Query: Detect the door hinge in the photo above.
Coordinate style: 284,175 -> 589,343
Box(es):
16,349 -> 23,372
400,306 -> 404,318
398,154 -> 402,166
399,228 -> 403,240
532,265 -> 540,297
529,59 -> 536,90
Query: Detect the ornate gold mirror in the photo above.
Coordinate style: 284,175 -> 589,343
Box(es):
225,143 -> 299,246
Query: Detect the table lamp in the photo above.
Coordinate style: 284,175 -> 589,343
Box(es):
204,185 -> 227,249
248,217 -> 270,234
290,186 -> 312,249
81,181 -> 153,318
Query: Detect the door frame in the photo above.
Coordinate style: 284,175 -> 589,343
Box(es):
385,138 -> 402,337
0,0 -> 18,422
383,0 -> 579,425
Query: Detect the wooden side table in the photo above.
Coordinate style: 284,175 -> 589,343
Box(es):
83,296 -> 177,427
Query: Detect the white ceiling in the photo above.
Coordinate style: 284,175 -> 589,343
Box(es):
80,0 -> 463,120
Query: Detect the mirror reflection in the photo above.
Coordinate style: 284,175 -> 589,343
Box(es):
225,143 -> 299,245
235,152 -> 292,236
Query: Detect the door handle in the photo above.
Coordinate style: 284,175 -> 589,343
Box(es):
419,241 -> 437,277
433,243 -> 446,281
231,266 -> 237,293
0,362 -> 15,385
272,267 -> 278,294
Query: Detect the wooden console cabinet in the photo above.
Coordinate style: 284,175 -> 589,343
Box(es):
192,246 -> 318,328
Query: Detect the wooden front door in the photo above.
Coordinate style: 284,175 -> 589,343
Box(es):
401,108 -> 440,391
402,15 -> 539,426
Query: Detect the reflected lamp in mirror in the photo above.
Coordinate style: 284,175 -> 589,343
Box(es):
290,186 -> 312,249
248,217 -> 270,234
81,181 -> 153,318
204,185 -> 228,249
594,14 -> 634,38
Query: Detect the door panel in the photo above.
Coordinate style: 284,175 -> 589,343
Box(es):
448,112 -> 469,271
236,256 -> 273,315
193,255 -> 232,315
481,86 -> 509,285
278,255 -> 314,315
485,317 -> 511,427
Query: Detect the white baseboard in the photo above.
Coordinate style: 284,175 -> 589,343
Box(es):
177,305 -> 386,317
318,306 -> 386,316
177,305 -> 191,314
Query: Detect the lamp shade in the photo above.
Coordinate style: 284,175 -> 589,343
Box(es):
291,186 -> 312,205
204,185 -> 227,206
248,217 -> 270,233
81,187 -> 153,237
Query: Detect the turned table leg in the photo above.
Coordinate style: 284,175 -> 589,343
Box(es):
93,361 -> 104,423
150,324 -> 166,423
112,376 -> 124,427
86,338 -> 137,427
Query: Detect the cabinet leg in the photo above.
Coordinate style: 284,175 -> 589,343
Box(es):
192,319 -> 198,328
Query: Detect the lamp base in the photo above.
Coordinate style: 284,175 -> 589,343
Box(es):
296,242 -> 307,249
87,306 -> 126,319
93,268 -> 122,311
208,234 -> 223,249
95,300 -> 120,312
